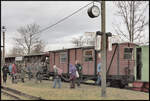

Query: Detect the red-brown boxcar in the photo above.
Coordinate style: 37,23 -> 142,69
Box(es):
48,42 -> 137,87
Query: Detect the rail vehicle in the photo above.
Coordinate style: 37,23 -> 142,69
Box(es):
4,42 -> 149,88
47,42 -> 137,88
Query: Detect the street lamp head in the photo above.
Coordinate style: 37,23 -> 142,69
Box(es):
2,26 -> 6,32
96,31 -> 103,36
106,32 -> 112,37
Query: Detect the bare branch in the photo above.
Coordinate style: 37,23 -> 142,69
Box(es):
113,1 -> 148,44
14,23 -> 45,55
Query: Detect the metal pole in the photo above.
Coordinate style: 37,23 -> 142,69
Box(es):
101,1 -> 106,97
3,26 -> 6,66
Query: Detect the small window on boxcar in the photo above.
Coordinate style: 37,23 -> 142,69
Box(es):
124,48 -> 133,59
84,50 -> 93,61
60,52 -> 67,63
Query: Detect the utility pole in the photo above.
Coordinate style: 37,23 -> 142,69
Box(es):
101,1 -> 106,97
2,26 -> 6,66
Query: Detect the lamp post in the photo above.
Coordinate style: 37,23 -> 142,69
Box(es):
88,1 -> 106,97
101,1 -> 107,97
2,26 -> 6,66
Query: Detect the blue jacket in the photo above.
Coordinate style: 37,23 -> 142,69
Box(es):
97,63 -> 101,73
9,64 -> 12,73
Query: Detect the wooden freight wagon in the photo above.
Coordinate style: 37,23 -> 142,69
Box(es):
23,53 -> 48,64
132,45 -> 149,92
49,46 -> 97,80
5,53 -> 48,65
5,56 -> 16,64
48,42 -> 137,87
106,42 -> 137,87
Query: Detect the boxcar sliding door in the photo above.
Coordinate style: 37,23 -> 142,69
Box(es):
82,49 -> 95,75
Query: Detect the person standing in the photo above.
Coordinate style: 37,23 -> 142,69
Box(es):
20,64 -> 26,83
12,63 -> 17,83
27,63 -> 32,80
32,63 -> 37,83
96,62 -> 101,85
36,63 -> 43,83
8,63 -> 12,78
69,64 -> 77,88
2,64 -> 9,84
75,60 -> 82,87
53,65 -> 62,88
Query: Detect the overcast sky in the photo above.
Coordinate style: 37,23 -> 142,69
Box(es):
1,1 -> 149,55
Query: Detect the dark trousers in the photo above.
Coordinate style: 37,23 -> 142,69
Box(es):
70,75 -> 76,88
12,74 -> 17,83
3,74 -> 7,83
76,74 -> 82,86
28,72 -> 32,80
21,78 -> 24,83
36,72 -> 42,83
76,78 -> 80,86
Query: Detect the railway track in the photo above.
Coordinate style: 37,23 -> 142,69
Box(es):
1,90 -> 22,100
1,86 -> 45,100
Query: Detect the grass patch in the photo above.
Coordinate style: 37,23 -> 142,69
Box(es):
1,76 -> 149,100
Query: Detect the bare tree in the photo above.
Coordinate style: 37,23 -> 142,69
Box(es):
84,36 -> 95,46
71,34 -> 95,47
71,36 -> 84,47
113,1 -> 149,44
14,23 -> 45,55
7,45 -> 24,56
31,40 -> 45,53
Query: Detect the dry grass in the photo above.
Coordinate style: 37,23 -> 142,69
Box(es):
1,76 -> 149,100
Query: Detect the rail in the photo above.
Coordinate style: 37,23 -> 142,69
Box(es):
1,86 -> 45,100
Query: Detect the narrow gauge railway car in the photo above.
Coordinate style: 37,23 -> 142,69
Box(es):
106,42 -> 137,87
48,42 -> 137,88
23,53 -> 49,65
133,45 -> 149,92
5,53 -> 50,79
5,53 -> 49,65
5,56 -> 16,64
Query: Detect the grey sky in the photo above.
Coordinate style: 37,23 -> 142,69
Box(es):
1,1 -> 149,55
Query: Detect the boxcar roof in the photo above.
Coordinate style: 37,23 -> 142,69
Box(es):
137,45 -> 149,48
5,52 -> 47,58
24,52 -> 46,57
48,42 -> 138,53
48,45 -> 95,52
113,42 -> 138,46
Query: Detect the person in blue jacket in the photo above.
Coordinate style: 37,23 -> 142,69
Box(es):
96,62 -> 101,85
8,63 -> 12,75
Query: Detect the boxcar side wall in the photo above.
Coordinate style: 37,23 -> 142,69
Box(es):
76,49 -> 83,65
106,44 -> 118,75
119,43 -> 135,76
69,49 -> 76,65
